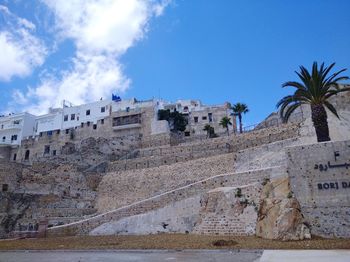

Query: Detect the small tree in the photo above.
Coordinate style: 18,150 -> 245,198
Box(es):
220,116 -> 232,136
203,124 -> 216,138
232,103 -> 249,133
158,109 -> 188,132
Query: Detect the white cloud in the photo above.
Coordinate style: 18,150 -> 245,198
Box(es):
13,0 -> 171,114
0,5 -> 46,81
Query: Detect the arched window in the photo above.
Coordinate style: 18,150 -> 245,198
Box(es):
24,150 -> 30,160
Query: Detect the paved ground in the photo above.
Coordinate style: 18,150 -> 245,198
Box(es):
0,250 -> 262,262
260,250 -> 350,262
1,250 -> 350,262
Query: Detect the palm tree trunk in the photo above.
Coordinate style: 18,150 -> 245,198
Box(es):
226,126 -> 229,136
311,104 -> 331,142
239,114 -> 243,133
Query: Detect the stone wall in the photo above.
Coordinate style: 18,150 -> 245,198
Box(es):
233,138 -> 299,172
0,160 -> 99,237
47,167 -> 281,237
98,153 -> 236,212
108,123 -> 301,172
193,184 -> 260,236
287,140 -> 350,238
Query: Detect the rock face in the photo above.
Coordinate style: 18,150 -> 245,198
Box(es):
0,193 -> 36,238
256,177 -> 311,241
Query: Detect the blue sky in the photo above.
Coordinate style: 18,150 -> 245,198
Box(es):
0,0 -> 350,126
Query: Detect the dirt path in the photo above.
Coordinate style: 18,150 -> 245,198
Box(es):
0,234 -> 349,250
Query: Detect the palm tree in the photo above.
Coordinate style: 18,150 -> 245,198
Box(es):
220,116 -> 232,136
277,62 -> 350,142
232,103 -> 249,133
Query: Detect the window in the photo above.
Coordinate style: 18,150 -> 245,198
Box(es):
81,123 -> 84,128
56,130 -> 60,135
185,131 -> 190,137
11,135 -> 18,141
2,136 -> 5,142
101,119 -> 104,125
24,150 -> 30,160
47,131 -> 52,136
2,184 -> 8,192
39,132 -> 43,137
1,125 -> 3,129
13,120 -> 20,125
86,109 -> 90,116
208,113 -> 213,122
87,121 -> 90,127
44,145 -> 50,154
184,106 -> 189,112
64,115 -> 68,121
52,150 -> 57,156
202,116 -> 207,120
71,114 -> 75,120
194,117 -> 198,123
65,129 -> 69,134
93,124 -> 97,130
101,107 -> 105,113
13,153 -> 17,161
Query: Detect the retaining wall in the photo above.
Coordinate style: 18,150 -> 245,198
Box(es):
47,166 -> 282,237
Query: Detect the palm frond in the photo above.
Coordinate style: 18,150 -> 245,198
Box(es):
282,103 -> 302,123
282,81 -> 306,90
324,101 -> 340,119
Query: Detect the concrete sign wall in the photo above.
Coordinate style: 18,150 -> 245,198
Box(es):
287,140 -> 350,238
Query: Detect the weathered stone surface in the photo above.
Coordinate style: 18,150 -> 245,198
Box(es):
0,193 -> 36,238
256,179 -> 310,241
90,196 -> 201,235
193,185 -> 261,236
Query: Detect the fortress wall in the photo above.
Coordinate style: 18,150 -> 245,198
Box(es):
98,153 -> 236,212
0,161 -> 100,236
192,184 -> 261,236
0,161 -> 23,192
108,123 -> 300,172
287,139 -> 350,238
233,137 -> 300,172
48,167 -> 281,237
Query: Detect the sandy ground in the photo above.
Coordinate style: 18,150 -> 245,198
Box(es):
0,234 -> 349,250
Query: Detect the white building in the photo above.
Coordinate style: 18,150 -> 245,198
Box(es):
34,98 -> 158,136
0,113 -> 36,146
0,97 -> 234,148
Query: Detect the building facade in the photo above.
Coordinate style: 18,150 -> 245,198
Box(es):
0,97 -> 235,164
